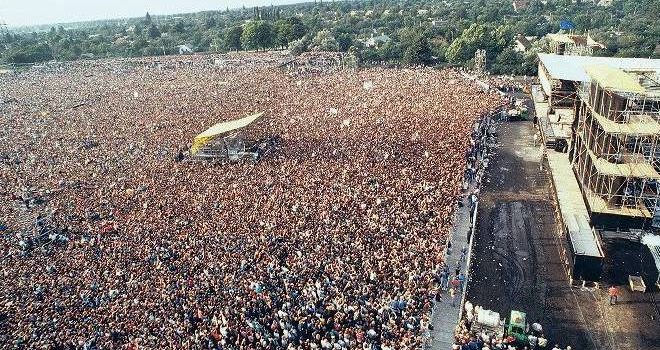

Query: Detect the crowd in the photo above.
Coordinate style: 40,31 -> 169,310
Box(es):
0,52 -> 503,349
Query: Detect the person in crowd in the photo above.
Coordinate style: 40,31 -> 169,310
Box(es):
458,272 -> 466,292
460,245 -> 468,262
450,287 -> 458,307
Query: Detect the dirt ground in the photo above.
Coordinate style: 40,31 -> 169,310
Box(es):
465,120 -> 588,347
465,118 -> 660,350
598,238 -> 660,349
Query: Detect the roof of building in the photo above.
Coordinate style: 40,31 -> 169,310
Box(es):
547,33 -> 573,44
367,34 -> 390,43
538,53 -> 660,83
584,64 -> 646,94
567,215 -> 603,257
515,34 -> 532,49
512,0 -> 529,11
547,33 -> 604,48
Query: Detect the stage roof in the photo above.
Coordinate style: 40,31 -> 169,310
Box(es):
538,53 -> 660,83
197,112 -> 263,139
191,112 -> 264,155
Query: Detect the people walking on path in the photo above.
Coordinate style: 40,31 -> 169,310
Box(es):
450,277 -> 460,293
458,272 -> 466,292
439,269 -> 448,290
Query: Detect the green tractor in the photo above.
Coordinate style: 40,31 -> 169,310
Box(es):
506,310 -> 529,345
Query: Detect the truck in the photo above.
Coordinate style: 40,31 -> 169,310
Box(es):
470,308 -> 530,346
507,310 -> 529,344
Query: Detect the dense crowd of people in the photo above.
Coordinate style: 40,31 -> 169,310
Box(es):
0,52 -> 503,349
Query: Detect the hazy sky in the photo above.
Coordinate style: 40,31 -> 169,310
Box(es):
1,0 -> 303,27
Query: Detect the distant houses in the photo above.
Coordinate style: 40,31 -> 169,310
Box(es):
514,34 -> 537,53
512,0 -> 529,12
547,32 -> 605,56
364,34 -> 391,48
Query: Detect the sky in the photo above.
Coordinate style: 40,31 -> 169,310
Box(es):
0,0 -> 304,27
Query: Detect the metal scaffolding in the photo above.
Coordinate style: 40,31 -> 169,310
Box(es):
474,49 -> 486,75
571,68 -> 660,222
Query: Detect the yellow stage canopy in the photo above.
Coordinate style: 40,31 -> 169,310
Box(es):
191,112 -> 264,155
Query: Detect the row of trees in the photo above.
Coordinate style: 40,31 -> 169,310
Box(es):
229,17 -> 307,51
1,0 -> 658,74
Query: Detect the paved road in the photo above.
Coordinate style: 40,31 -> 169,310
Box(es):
428,190 -> 474,350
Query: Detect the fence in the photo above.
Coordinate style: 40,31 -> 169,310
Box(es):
424,107 -> 499,349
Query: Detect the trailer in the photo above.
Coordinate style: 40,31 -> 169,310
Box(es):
628,275 -> 647,292
471,308 -> 505,339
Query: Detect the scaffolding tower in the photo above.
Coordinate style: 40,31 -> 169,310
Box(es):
474,49 -> 486,75
571,65 -> 660,225
0,21 -> 8,36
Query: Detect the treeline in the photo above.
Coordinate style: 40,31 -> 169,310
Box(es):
1,0 -> 658,74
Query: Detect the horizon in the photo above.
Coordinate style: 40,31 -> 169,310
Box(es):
1,0 -> 306,28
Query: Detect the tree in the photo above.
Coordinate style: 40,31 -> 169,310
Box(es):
289,36 -> 310,56
225,26 -> 243,51
147,24 -> 161,39
173,21 -> 185,34
446,23 -> 498,64
274,20 -> 293,48
403,34 -> 433,66
287,17 -> 307,42
241,21 -> 275,51
336,33 -> 353,52
5,43 -> 54,63
377,41 -> 403,63
204,16 -> 218,30
490,47 -> 524,75
131,38 -> 149,56
1,0 -> 658,66
310,30 -> 339,51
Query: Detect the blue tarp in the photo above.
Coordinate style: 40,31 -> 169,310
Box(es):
560,20 -> 575,30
